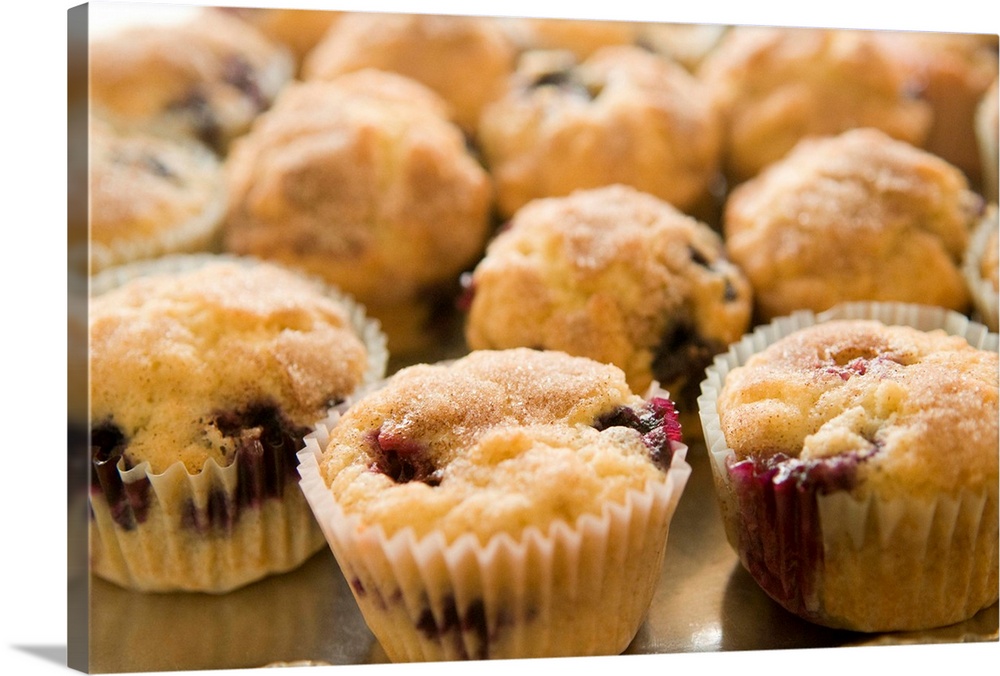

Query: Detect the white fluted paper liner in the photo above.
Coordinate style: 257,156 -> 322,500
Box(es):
962,205 -> 999,332
89,254 -> 389,593
91,455 -> 329,593
297,397 -> 691,661
697,301 -> 999,631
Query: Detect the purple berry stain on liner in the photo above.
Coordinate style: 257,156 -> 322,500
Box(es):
727,445 -> 879,620
593,396 -> 683,471
90,401 -> 311,534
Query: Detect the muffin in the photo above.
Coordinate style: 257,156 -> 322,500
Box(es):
89,9 -> 294,154
88,255 -> 388,593
699,304 -> 999,632
298,348 -> 691,661
964,204 -> 1000,331
88,116 -> 227,275
212,6 -> 342,74
478,46 -> 723,221
978,77 -> 999,202
723,127 -> 982,322
302,12 -> 517,133
501,16 -> 642,60
464,185 -> 752,434
222,70 -> 494,355
697,26 -> 933,185
874,31 -> 998,192
634,22 -> 730,72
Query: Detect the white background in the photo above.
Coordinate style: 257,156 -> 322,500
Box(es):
4,0 -> 999,674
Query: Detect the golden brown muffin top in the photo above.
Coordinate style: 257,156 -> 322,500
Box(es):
501,16 -> 641,59
465,185 -> 752,394
302,12 -> 517,132
478,45 -> 722,219
89,10 -> 294,153
698,26 -> 932,184
90,259 -> 374,474
89,117 -> 226,273
717,320 -> 998,499
319,349 -> 677,543
211,6 -> 342,67
222,70 -> 493,308
724,128 -> 981,321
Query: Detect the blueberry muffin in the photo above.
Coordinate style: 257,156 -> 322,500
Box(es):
89,116 -> 227,275
464,185 -> 752,434
211,6 -> 342,74
978,77 -> 999,202
697,26 -> 932,185
478,46 -> 723,221
89,255 -> 387,593
699,309 -> 998,632
874,31 -> 999,192
298,348 -> 691,661
723,128 -> 982,321
221,70 -> 494,355
89,9 -> 294,154
302,12 -> 517,133
964,204 -> 999,331
501,16 -> 642,60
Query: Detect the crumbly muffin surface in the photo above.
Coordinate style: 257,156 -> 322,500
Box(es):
465,185 -> 752,396
89,10 -> 294,152
222,71 -> 493,310
90,260 -> 371,474
89,118 -> 225,271
698,26 -> 932,184
717,320 -> 999,499
478,46 -> 722,219
319,349 -> 672,543
724,128 -> 981,320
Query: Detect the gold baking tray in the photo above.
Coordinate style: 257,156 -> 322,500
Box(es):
81,429 -> 999,672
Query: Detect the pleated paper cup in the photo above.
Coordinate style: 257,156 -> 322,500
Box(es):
698,302 -> 999,632
88,253 -> 388,593
297,393 -> 691,661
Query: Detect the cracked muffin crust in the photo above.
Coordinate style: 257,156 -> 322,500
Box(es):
89,117 -> 226,275
697,26 -> 932,185
463,185 -> 752,432
89,256 -> 386,593
724,127 -> 982,321
478,46 -> 722,220
300,348 -> 691,660
89,9 -> 294,154
705,315 -> 999,632
221,70 -> 494,354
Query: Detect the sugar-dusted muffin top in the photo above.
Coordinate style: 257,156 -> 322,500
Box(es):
89,10 -> 294,153
89,117 -> 226,274
724,128 -> 982,321
698,26 -> 932,184
90,259 -> 374,475
302,12 -> 517,133
717,320 -> 999,500
319,349 -> 682,544
465,185 -> 752,398
478,46 -> 722,219
222,70 -> 493,311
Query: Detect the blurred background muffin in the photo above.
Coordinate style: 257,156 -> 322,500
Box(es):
221,70 -> 494,355
88,116 -> 227,275
302,12 -> 517,135
479,46 -> 723,222
697,26 -> 933,186
977,77 -> 999,202
874,31 -> 998,194
723,128 -> 982,322
89,9 -> 294,155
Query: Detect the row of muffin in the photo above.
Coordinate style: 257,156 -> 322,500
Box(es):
77,6 -> 999,664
